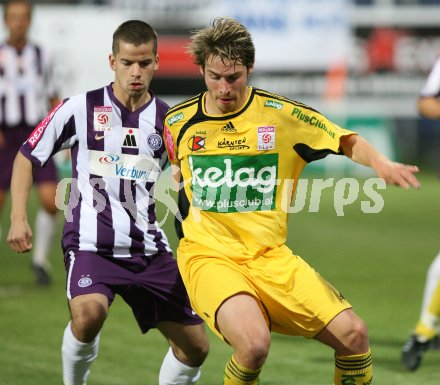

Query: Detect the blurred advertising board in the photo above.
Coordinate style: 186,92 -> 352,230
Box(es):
1,3 -> 440,117
213,0 -> 351,72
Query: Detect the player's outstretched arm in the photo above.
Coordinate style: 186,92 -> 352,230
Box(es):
340,134 -> 421,190
7,152 -> 34,253
418,96 -> 440,119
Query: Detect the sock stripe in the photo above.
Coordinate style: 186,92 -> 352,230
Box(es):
335,354 -> 372,371
335,356 -> 371,366
226,363 -> 260,381
225,357 -> 261,382
335,353 -> 372,364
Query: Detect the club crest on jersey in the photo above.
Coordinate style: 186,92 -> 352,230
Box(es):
78,275 -> 92,288
147,133 -> 163,151
122,127 -> 139,148
257,126 -> 275,150
188,135 -> 206,152
93,106 -> 112,132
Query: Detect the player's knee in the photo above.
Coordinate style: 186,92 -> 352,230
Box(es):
70,303 -> 107,343
344,317 -> 369,353
46,206 -> 58,216
173,330 -> 209,367
192,333 -> 210,362
0,190 -> 6,210
41,201 -> 58,215
237,329 -> 271,368
175,343 -> 209,367
248,341 -> 270,368
37,183 -> 58,214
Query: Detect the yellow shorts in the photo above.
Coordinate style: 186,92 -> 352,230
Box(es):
177,239 -> 351,340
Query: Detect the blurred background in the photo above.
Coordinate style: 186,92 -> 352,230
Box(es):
1,0 -> 440,174
1,2 -> 439,383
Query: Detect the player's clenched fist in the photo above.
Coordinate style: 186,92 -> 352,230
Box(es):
7,222 -> 33,253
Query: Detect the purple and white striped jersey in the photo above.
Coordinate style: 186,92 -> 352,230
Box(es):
0,42 -> 58,127
420,56 -> 440,98
21,84 -> 172,258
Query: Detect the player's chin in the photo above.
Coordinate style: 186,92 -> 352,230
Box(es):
217,99 -> 237,113
128,87 -> 146,97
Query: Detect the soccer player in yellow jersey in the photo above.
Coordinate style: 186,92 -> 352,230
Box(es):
163,17 -> 421,385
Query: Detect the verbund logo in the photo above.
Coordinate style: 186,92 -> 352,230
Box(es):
98,154 -> 120,165
89,150 -> 161,184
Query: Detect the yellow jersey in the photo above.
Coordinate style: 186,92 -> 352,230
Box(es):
164,87 -> 355,262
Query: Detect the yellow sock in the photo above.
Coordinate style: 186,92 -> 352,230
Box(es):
414,280 -> 440,341
415,320 -> 438,341
224,355 -> 261,385
428,279 -> 440,317
334,349 -> 373,385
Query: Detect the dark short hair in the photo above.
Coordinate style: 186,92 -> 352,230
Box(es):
3,0 -> 32,21
112,20 -> 157,56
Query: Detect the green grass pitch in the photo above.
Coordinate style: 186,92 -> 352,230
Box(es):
0,171 -> 439,384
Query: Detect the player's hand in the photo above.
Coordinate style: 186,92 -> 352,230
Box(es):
372,159 -> 421,190
7,221 -> 33,253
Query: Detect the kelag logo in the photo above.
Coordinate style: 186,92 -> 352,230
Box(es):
167,112 -> 184,127
264,100 -> 283,110
189,154 -> 278,213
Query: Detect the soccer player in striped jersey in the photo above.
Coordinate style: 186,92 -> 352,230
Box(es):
7,20 -> 208,385
0,0 -> 60,285
163,17 -> 421,385
401,55 -> 440,371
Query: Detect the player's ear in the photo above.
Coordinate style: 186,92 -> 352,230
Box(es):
109,54 -> 116,71
247,66 -> 254,77
154,53 -> 159,71
199,65 -> 204,76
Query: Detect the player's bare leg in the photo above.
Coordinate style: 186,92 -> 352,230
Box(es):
32,181 -> 58,285
158,321 -> 209,385
0,189 -> 7,241
217,294 -> 270,385
402,251 -> 440,370
314,308 -> 373,385
62,293 -> 108,385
